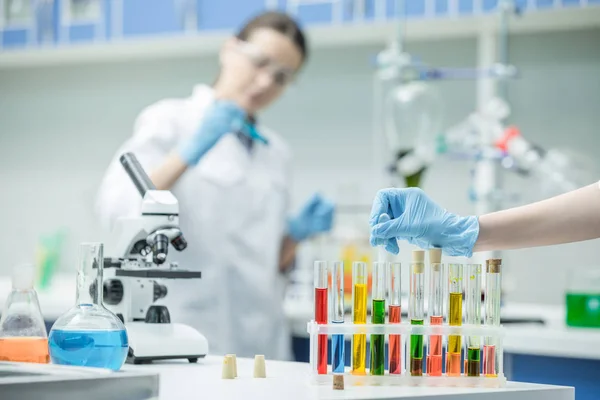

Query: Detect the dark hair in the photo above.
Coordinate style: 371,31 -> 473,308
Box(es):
236,11 -> 308,63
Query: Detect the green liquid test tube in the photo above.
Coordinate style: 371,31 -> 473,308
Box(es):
370,262 -> 386,376
465,264 -> 482,377
409,250 -> 425,376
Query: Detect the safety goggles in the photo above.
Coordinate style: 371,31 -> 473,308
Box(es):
235,40 -> 297,86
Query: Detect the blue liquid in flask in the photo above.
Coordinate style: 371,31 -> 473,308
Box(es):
48,329 -> 128,371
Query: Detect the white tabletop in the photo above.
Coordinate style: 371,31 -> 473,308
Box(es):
126,356 -> 573,400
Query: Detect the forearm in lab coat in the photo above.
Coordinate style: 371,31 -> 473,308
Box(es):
279,236 -> 298,272
150,152 -> 190,190
474,182 -> 600,252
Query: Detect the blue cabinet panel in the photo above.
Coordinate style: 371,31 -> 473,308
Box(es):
123,0 -> 180,36
459,0 -> 474,14
69,24 -> 96,43
295,2 -> 333,26
405,0 -> 427,18
434,0 -> 449,16
510,354 -> 599,400
535,0 -> 555,7
198,0 -> 265,31
483,0 -> 498,12
2,29 -> 28,49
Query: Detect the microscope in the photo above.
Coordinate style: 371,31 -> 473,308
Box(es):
102,152 -> 208,364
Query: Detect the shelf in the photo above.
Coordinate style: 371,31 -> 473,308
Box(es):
0,7 -> 599,70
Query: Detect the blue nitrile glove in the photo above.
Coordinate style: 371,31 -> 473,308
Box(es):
369,188 -> 479,257
288,194 -> 335,242
178,100 -> 246,166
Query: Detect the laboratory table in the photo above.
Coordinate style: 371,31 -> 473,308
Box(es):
129,356 -> 574,400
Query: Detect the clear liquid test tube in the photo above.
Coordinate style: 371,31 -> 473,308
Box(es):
484,259 -> 502,377
465,264 -> 482,377
427,249 -> 444,376
351,261 -> 368,375
446,263 -> 463,376
370,262 -> 386,376
314,261 -> 328,375
331,261 -> 345,373
409,250 -> 425,376
388,262 -> 402,375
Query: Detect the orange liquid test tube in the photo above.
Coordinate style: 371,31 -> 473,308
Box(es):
427,249 -> 444,376
388,262 -> 402,375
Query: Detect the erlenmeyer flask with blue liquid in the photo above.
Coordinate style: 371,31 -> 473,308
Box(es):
49,243 -> 128,371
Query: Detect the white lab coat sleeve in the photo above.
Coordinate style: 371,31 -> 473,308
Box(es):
95,100 -> 181,231
280,140 -> 294,235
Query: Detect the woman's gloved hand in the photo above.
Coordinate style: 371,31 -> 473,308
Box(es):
288,194 -> 335,242
178,100 -> 246,166
369,188 -> 480,257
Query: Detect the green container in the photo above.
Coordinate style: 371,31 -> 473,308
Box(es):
565,267 -> 600,328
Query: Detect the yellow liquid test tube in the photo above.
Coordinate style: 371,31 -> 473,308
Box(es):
351,262 -> 368,375
446,264 -> 463,376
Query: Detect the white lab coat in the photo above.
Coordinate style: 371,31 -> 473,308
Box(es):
96,85 -> 293,360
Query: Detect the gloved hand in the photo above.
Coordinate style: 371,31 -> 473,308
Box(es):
178,100 -> 246,166
369,188 -> 479,257
288,194 -> 335,242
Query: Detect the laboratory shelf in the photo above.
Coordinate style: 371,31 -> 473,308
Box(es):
0,6 -> 599,70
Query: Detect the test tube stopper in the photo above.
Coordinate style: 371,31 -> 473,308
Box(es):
226,354 -> 238,377
254,355 -> 266,378
222,355 -> 235,379
333,374 -> 345,390
429,248 -> 442,264
412,250 -> 425,272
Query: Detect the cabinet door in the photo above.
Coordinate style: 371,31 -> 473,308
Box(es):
1,0 -> 34,49
123,0 -> 180,36
292,1 -> 335,25
197,0 -> 265,31
1,29 -> 28,49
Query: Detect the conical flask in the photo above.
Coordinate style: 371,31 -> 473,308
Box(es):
0,264 -> 49,363
49,243 -> 128,371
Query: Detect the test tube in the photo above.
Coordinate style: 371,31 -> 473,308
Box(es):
351,261 -> 368,375
388,262 -> 402,375
370,262 -> 386,375
331,261 -> 345,373
446,263 -> 463,376
484,259 -> 502,377
409,250 -> 425,376
427,249 -> 444,376
314,261 -> 328,375
465,264 -> 482,377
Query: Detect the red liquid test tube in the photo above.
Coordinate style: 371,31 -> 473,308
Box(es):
388,262 -> 402,374
314,261 -> 328,375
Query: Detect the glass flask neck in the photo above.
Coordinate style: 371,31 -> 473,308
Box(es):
76,243 -> 104,307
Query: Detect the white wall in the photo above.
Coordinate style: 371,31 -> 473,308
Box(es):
0,27 -> 599,304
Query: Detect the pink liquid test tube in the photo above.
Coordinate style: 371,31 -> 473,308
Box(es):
483,259 -> 502,377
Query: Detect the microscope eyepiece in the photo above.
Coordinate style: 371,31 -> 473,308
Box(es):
151,233 -> 169,265
171,233 -> 188,251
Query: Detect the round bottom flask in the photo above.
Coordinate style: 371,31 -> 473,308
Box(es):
49,243 -> 128,371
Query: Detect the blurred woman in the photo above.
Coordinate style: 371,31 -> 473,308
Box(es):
96,11 -> 334,360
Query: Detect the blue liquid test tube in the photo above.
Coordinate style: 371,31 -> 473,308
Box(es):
331,261 -> 345,373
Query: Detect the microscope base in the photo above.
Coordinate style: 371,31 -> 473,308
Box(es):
125,321 -> 209,364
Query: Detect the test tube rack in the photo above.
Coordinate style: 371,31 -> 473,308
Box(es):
307,321 -> 506,388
